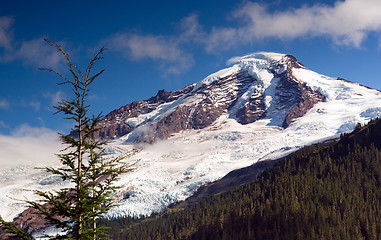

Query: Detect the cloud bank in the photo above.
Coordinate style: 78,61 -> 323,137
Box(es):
217,0 -> 381,49
0,124 -> 61,168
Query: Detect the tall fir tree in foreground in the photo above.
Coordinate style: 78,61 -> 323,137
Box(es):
0,39 -> 137,239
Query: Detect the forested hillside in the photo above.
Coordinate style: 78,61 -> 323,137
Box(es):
100,118 -> 381,240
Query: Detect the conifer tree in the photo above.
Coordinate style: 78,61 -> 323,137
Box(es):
0,39 -> 137,239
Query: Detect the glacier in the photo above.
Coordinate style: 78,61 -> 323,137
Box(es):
1,52 -> 381,225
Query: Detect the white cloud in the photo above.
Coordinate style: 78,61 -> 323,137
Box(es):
103,13 -> 208,76
103,0 -> 381,74
10,124 -> 54,137
14,38 -> 64,68
179,14 -> 205,41
29,101 -> 41,111
163,53 -> 194,76
205,27 -> 239,53
43,91 -> 66,106
0,37 -> 65,68
106,30 -> 194,76
0,124 -> 61,168
0,16 -> 13,51
206,0 -> 381,51
0,98 -> 10,109
0,16 -> 65,68
112,33 -> 182,61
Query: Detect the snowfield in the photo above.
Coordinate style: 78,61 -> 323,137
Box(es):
1,52 -> 381,226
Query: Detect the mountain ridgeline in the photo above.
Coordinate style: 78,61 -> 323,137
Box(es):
93,54 -> 325,143
100,117 -> 381,240
4,52 -> 381,238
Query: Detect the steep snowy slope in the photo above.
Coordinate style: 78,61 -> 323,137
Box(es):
2,52 -> 381,226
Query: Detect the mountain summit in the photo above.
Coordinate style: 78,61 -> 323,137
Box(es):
87,52 -> 381,218
94,52 -> 366,144
103,52 -> 381,218
2,52 -> 381,225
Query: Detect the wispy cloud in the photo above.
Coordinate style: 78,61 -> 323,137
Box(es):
28,101 -> 41,111
14,38 -> 64,67
43,91 -> 66,106
104,14 -> 204,76
206,0 -> 381,51
0,98 -> 10,109
178,14 -> 205,42
110,33 -> 182,61
103,0 -> 381,75
107,32 -> 194,76
0,16 -> 13,51
0,17 -> 64,68
0,120 -> 8,129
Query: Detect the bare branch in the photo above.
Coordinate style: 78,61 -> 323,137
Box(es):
88,69 -> 105,85
38,67 -> 74,85
43,38 -> 81,86
85,47 -> 106,80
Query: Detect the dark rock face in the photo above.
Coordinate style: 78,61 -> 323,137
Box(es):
11,207 -> 49,235
135,71 -> 261,143
234,90 -> 266,125
93,85 -> 194,140
282,83 -> 325,128
270,55 -> 325,127
230,72 -> 266,125
92,54 -> 325,143
0,203 -> 66,239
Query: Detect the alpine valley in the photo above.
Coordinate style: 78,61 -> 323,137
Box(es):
2,52 -> 381,236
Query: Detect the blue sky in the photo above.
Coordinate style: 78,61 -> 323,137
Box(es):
1,0 -> 381,140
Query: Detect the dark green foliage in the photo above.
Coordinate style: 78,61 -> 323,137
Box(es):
34,39 -> 136,240
101,118 -> 381,240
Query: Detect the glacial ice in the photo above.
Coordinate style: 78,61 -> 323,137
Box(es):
2,52 -> 381,224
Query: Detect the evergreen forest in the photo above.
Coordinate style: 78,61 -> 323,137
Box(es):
99,118 -> 381,240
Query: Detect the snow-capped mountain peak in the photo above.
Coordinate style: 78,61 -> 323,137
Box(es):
2,52 -> 381,231
203,52 -> 287,89
93,53 -> 326,143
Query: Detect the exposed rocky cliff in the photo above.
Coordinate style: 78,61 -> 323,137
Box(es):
93,86 -> 195,140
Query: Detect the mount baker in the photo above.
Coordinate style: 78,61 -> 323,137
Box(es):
2,52 -> 381,227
